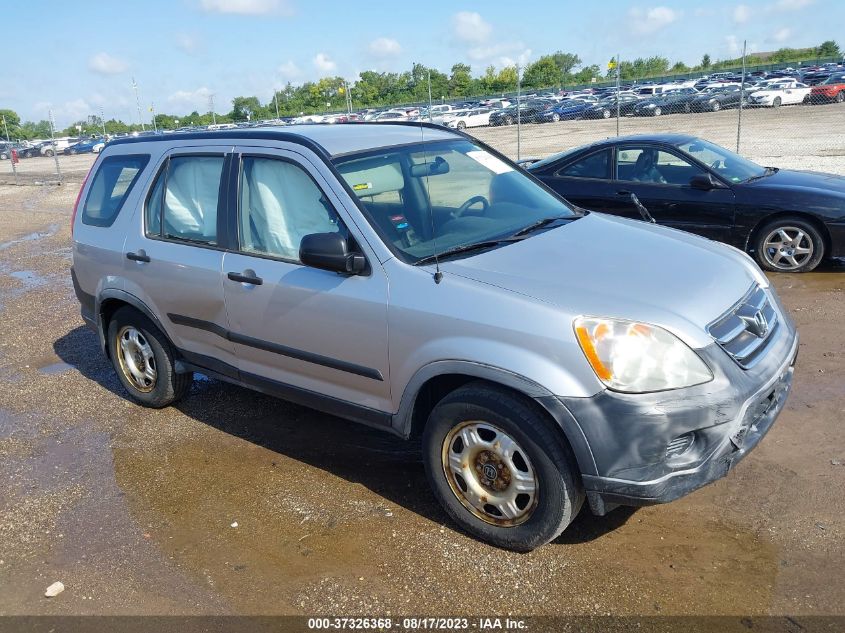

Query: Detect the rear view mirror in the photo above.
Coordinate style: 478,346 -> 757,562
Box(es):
690,173 -> 718,190
410,156 -> 450,178
300,233 -> 366,275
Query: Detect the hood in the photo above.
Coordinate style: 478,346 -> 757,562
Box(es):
746,168 -> 845,195
440,213 -> 761,348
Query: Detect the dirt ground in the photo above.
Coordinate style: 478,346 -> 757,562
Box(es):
0,152 -> 843,618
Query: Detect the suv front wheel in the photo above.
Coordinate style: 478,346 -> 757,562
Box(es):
422,382 -> 583,551
107,306 -> 191,408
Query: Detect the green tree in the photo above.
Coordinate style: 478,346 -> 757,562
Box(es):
449,63 -> 473,97
817,40 -> 840,57
701,53 -> 711,69
550,51 -> 582,76
0,109 -> 21,138
230,96 -> 263,121
670,61 -> 690,74
522,56 -> 562,89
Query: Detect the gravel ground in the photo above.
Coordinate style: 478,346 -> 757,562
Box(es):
0,131 -> 843,618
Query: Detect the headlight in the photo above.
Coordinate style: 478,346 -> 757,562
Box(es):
574,317 -> 713,393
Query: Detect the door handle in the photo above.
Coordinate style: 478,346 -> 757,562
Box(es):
616,189 -> 632,196
126,251 -> 150,263
227,271 -> 263,285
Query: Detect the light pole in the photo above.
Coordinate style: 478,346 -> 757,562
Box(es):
132,77 -> 146,131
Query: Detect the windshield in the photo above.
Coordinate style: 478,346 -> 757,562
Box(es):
677,138 -> 766,183
823,75 -> 845,84
334,138 -> 576,263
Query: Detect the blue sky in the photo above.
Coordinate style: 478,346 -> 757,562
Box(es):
2,0 -> 842,126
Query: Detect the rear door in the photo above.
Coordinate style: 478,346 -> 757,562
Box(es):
535,148 -> 618,211
221,145 -> 392,413
121,146 -> 239,373
613,144 -> 736,241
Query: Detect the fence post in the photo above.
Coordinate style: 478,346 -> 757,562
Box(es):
516,64 -> 521,161
737,40 -> 747,154
49,110 -> 62,183
427,71 -> 433,123
615,53 -> 621,137
2,115 -> 18,185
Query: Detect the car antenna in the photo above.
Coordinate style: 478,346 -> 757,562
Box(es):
418,118 -> 443,284
630,192 -> 656,224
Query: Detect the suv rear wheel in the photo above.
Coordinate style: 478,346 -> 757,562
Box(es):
107,306 -> 191,408
422,382 -> 583,551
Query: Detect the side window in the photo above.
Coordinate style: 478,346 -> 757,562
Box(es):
239,157 -> 342,262
82,154 -> 149,227
617,147 -> 705,185
146,155 -> 224,245
556,149 -> 610,180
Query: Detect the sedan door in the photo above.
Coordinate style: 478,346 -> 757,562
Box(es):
612,144 -> 737,242
534,148 -> 620,212
221,146 -> 392,416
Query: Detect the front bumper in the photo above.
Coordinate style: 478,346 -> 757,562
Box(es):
559,305 -> 798,516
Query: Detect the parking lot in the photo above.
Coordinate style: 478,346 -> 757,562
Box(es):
0,107 -> 844,618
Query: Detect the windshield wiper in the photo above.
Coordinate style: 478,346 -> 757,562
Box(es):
414,239 -> 519,266
509,215 -> 569,238
744,166 -> 778,183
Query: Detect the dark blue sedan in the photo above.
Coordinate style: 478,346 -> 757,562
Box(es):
536,99 -> 598,122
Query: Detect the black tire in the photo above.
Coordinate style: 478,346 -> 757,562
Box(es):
504,116 -> 514,126
712,101 -> 721,112
107,306 -> 191,408
837,91 -> 845,103
653,107 -> 662,116
803,94 -> 811,104
683,102 -> 691,113
456,121 -> 466,130
45,149 -> 54,157
0,152 -> 7,160
773,97 -> 782,108
753,216 -> 825,273
602,108 -> 611,119
422,382 -> 584,551
552,113 -> 560,122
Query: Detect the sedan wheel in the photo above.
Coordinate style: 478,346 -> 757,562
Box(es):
552,113 -> 560,122
653,107 -> 662,116
755,220 -> 824,273
683,103 -> 691,113
837,91 -> 845,103
116,326 -> 158,393
504,116 -> 514,126
45,149 -> 54,157
712,101 -> 721,112
602,108 -> 611,119
773,97 -> 782,108
457,121 -> 466,130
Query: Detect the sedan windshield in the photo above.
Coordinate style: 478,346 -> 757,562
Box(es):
677,138 -> 767,183
334,139 -> 577,263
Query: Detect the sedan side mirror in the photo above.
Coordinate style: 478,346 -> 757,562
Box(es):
300,233 -> 366,275
690,172 -> 718,190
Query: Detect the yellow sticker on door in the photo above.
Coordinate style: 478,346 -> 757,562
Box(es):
352,182 -> 373,191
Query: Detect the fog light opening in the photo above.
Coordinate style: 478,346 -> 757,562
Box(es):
666,432 -> 696,459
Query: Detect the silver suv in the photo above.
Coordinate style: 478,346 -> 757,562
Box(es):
71,123 -> 798,551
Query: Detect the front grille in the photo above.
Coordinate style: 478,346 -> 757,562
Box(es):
708,285 -> 779,369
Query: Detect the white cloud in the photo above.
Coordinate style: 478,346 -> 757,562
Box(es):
63,99 -> 93,121
724,35 -> 741,56
198,0 -> 293,16
368,37 -> 402,57
313,52 -> 336,75
176,33 -> 201,54
88,52 -> 129,75
277,60 -> 302,80
452,11 -> 492,44
628,7 -> 680,35
167,87 -> 214,111
770,27 -> 792,43
733,4 -> 752,23
467,42 -> 531,68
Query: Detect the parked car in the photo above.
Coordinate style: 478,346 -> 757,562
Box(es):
64,138 -> 106,155
372,110 -> 409,122
536,98 -> 597,122
20,140 -> 57,158
632,88 -> 700,116
0,142 -> 18,160
747,82 -> 812,107
70,123 -> 798,551
809,73 -> 845,103
582,94 -> 640,119
488,100 -> 552,125
444,108 -> 492,130
526,133 -> 845,272
690,85 -> 748,112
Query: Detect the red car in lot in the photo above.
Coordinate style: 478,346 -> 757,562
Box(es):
810,73 -> 845,103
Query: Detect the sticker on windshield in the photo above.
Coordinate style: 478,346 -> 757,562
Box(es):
466,150 -> 513,175
352,182 -> 373,191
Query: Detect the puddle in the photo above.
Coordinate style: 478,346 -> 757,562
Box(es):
0,224 -> 59,252
38,361 -> 74,375
9,269 -> 47,291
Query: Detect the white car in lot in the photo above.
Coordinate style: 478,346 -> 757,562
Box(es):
445,107 -> 493,130
748,82 -> 812,107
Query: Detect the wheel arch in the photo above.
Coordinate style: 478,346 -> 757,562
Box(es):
744,210 -> 832,259
393,361 -> 598,477
97,290 -> 176,360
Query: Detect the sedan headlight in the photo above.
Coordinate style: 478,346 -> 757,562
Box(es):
574,317 -> 713,393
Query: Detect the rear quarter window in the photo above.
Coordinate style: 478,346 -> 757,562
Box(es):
81,154 -> 149,227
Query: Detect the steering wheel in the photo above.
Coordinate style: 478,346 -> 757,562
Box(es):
455,195 -> 490,218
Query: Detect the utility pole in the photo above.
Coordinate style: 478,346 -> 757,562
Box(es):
274,89 -> 280,119
427,71 -> 433,123
615,53 -> 621,137
2,115 -> 17,185
516,64 -> 521,161
737,39 -> 747,153
100,107 -> 107,137
48,109 -> 61,181
151,102 -> 158,133
132,77 -> 146,131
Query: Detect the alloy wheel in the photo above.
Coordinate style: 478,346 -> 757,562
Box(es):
441,421 -> 538,526
116,325 -> 157,392
762,226 -> 814,271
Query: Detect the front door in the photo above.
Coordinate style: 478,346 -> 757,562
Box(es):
221,146 -> 392,414
613,145 -> 736,242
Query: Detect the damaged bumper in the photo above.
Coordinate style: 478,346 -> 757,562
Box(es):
560,314 -> 798,516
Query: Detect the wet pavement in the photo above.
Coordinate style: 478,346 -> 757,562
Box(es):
0,183 -> 843,616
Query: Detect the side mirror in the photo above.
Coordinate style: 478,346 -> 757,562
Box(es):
300,233 -> 366,275
690,172 -> 718,190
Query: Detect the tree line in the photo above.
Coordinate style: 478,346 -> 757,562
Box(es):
1,40 -> 840,139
